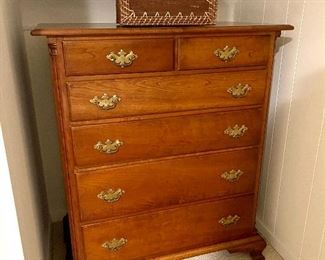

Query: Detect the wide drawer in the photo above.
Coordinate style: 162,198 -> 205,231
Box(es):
63,39 -> 174,76
68,70 -> 267,121
77,148 -> 258,221
71,109 -> 262,168
179,36 -> 270,70
82,195 -> 255,260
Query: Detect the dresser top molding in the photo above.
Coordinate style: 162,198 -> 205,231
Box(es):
31,22 -> 293,37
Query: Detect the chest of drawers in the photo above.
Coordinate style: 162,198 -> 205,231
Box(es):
32,23 -> 293,260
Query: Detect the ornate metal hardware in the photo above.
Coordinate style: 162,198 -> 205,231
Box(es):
94,139 -> 123,154
106,49 -> 138,68
224,124 -> 248,138
227,83 -> 251,98
90,94 -> 121,110
97,188 -> 125,203
221,170 -> 244,182
214,46 -> 239,62
102,238 -> 128,251
219,215 -> 240,226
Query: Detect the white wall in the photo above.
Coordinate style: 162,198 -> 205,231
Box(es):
233,1 -> 325,260
0,0 -> 51,259
0,127 -> 24,260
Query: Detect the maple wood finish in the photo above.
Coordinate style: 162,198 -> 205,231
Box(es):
83,195 -> 255,260
179,36 -> 270,70
77,148 -> 258,221
68,70 -> 267,121
31,23 -> 293,260
63,38 -> 174,76
72,109 -> 262,167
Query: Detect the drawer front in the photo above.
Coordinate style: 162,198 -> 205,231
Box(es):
63,39 -> 174,76
72,109 -> 262,167
82,195 -> 255,260
179,36 -> 270,70
68,70 -> 267,121
77,148 -> 258,221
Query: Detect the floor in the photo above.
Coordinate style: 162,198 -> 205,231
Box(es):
52,222 -> 283,260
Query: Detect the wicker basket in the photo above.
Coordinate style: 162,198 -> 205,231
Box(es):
116,0 -> 217,26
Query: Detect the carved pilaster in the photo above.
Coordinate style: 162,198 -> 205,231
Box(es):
48,42 -> 58,56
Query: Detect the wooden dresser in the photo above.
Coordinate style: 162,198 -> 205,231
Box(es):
32,23 -> 293,260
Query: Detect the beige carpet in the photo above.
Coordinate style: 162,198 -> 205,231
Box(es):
52,222 -> 283,260
185,245 -> 283,259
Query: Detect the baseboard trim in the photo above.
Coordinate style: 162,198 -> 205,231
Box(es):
256,217 -> 297,260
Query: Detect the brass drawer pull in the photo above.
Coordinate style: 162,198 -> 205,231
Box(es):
94,139 -> 123,154
227,83 -> 251,98
224,124 -> 248,138
90,94 -> 121,110
219,215 -> 240,227
97,188 -> 125,203
221,170 -> 244,182
102,238 -> 128,251
214,46 -> 239,62
106,49 -> 138,68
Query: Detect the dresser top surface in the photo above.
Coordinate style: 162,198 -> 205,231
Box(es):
31,22 -> 293,37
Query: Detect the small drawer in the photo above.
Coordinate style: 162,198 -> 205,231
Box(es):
63,38 -> 174,76
71,109 -> 262,168
68,70 -> 267,121
77,148 -> 258,221
179,36 -> 270,70
82,195 -> 255,260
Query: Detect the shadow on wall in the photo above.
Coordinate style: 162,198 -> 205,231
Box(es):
275,37 -> 292,52
216,0 -> 241,22
22,0 -> 116,222
1,0 -> 51,259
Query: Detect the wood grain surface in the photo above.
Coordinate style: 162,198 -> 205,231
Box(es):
82,195 -> 255,260
63,38 -> 174,76
71,109 -> 262,168
31,23 -> 294,37
68,70 -> 267,121
179,36 -> 271,70
77,148 -> 259,221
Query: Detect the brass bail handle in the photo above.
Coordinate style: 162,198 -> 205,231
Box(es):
219,215 -> 240,227
94,139 -> 123,154
227,83 -> 251,98
102,238 -> 128,251
221,170 -> 244,182
97,188 -> 125,203
106,49 -> 138,68
214,46 -> 239,62
90,93 -> 121,110
224,124 -> 248,138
